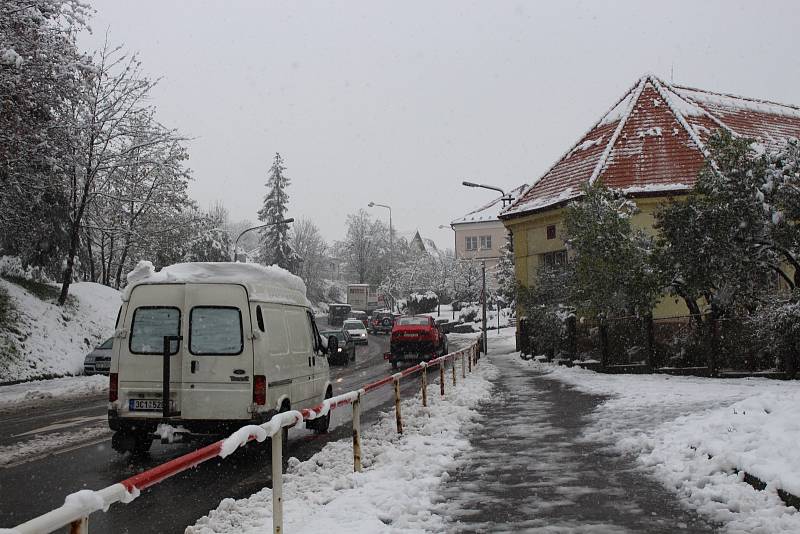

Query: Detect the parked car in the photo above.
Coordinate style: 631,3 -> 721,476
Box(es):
348,310 -> 369,328
84,337 -> 114,376
108,262 -> 335,455
369,310 -> 395,334
343,319 -> 369,345
320,329 -> 356,365
387,315 -> 448,369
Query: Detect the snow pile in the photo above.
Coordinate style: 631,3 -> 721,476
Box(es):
188,360 -> 497,534
0,374 -> 108,409
526,361 -> 800,532
0,279 -> 119,382
125,261 -> 310,307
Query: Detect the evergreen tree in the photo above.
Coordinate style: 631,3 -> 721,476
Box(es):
495,239 -> 516,306
258,153 -> 296,270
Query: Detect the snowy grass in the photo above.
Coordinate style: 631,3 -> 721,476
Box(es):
187,357 -> 498,533
0,279 -> 120,382
521,358 -> 800,533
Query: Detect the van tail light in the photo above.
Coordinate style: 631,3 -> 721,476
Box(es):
254,375 -> 266,405
109,373 -> 119,402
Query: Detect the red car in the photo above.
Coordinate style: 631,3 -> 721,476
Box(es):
386,315 -> 448,369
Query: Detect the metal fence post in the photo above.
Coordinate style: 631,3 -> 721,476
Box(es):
421,366 -> 428,407
69,517 -> 88,534
353,392 -> 362,472
452,356 -> 457,386
468,347 -> 472,373
272,428 -> 283,534
394,378 -> 403,434
462,351 -> 466,379
440,362 -> 445,396
599,316 -> 609,368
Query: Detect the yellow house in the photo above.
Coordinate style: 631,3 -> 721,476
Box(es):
500,74 -> 800,319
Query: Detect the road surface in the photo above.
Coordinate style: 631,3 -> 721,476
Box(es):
0,327 -> 466,532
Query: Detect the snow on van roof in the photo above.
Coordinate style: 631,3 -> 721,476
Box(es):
124,261 -> 311,307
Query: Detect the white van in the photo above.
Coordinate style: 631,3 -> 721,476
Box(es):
108,262 -> 335,454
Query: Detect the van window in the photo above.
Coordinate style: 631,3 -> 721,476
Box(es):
256,305 -> 265,332
264,308 -> 289,356
130,307 -> 181,355
286,310 -> 311,354
189,307 -> 243,355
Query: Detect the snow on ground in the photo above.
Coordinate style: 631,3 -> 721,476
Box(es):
0,374 -> 108,411
0,279 -> 119,382
188,358 -> 498,533
521,358 -> 800,533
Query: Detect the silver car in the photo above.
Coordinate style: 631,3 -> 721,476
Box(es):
84,338 -> 113,376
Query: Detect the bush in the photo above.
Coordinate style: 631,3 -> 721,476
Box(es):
459,304 -> 480,323
406,291 -> 438,314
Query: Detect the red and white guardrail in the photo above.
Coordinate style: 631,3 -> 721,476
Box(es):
8,342 -> 481,534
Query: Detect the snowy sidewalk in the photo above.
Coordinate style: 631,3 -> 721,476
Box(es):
435,335 -> 716,533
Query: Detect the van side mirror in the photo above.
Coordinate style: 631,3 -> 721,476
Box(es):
327,335 -> 339,355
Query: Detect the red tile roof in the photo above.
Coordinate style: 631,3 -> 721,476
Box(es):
501,74 -> 800,219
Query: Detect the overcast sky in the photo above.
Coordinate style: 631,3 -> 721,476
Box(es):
80,0 -> 800,250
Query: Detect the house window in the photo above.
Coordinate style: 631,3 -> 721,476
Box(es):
546,225 -> 556,240
465,236 -> 478,251
479,235 -> 492,250
540,250 -> 567,268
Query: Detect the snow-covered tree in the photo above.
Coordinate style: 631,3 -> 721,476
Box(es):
184,226 -> 232,263
565,184 -> 662,319
258,153 -> 296,270
0,0 -> 90,272
495,239 -> 516,306
340,210 -> 388,284
290,218 -> 328,300
655,131 -> 800,323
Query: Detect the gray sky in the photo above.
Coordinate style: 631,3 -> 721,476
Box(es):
81,0 -> 800,250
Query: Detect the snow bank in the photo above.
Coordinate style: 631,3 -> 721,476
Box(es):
0,279 -> 119,382
0,374 -> 107,410
524,361 -> 800,532
124,261 -> 310,307
188,360 -> 498,533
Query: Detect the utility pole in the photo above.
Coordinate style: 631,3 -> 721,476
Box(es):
481,260 -> 487,354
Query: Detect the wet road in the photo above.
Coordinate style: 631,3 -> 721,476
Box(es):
0,329 -> 462,533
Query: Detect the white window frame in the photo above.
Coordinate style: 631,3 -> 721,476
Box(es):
465,236 -> 478,251
479,235 -> 492,250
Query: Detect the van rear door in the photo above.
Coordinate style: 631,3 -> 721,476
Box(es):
181,283 -> 254,421
119,284 -> 185,416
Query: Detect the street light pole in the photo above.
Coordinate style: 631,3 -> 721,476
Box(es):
368,201 -> 393,310
233,218 -> 295,262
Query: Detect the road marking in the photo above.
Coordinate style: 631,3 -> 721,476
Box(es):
12,415 -> 108,437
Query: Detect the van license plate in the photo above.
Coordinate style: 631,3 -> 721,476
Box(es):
129,399 -> 172,411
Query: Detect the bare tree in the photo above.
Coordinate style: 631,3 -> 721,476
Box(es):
57,40 -> 185,303
290,218 -> 328,298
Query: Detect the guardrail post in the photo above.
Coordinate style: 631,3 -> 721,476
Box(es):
452,356 -> 457,386
462,351 -> 466,379
69,517 -> 88,534
353,392 -> 362,473
272,428 -> 283,534
421,365 -> 428,407
468,348 -> 472,373
439,361 -> 445,396
394,378 -> 403,434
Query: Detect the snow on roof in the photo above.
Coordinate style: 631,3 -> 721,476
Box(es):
502,74 -> 800,219
452,184 -> 528,225
123,261 -> 311,307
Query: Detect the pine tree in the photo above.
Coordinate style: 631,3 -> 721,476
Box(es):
495,239 -> 516,306
258,153 -> 295,270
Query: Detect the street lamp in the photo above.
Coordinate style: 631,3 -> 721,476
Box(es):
368,201 -> 393,310
233,218 -> 295,262
462,180 -> 515,207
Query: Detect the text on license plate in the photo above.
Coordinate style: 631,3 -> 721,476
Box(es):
402,333 -> 418,337
129,399 -> 173,411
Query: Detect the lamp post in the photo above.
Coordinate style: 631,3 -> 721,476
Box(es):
368,201 -> 393,310
233,218 -> 294,262
462,179 -> 518,354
